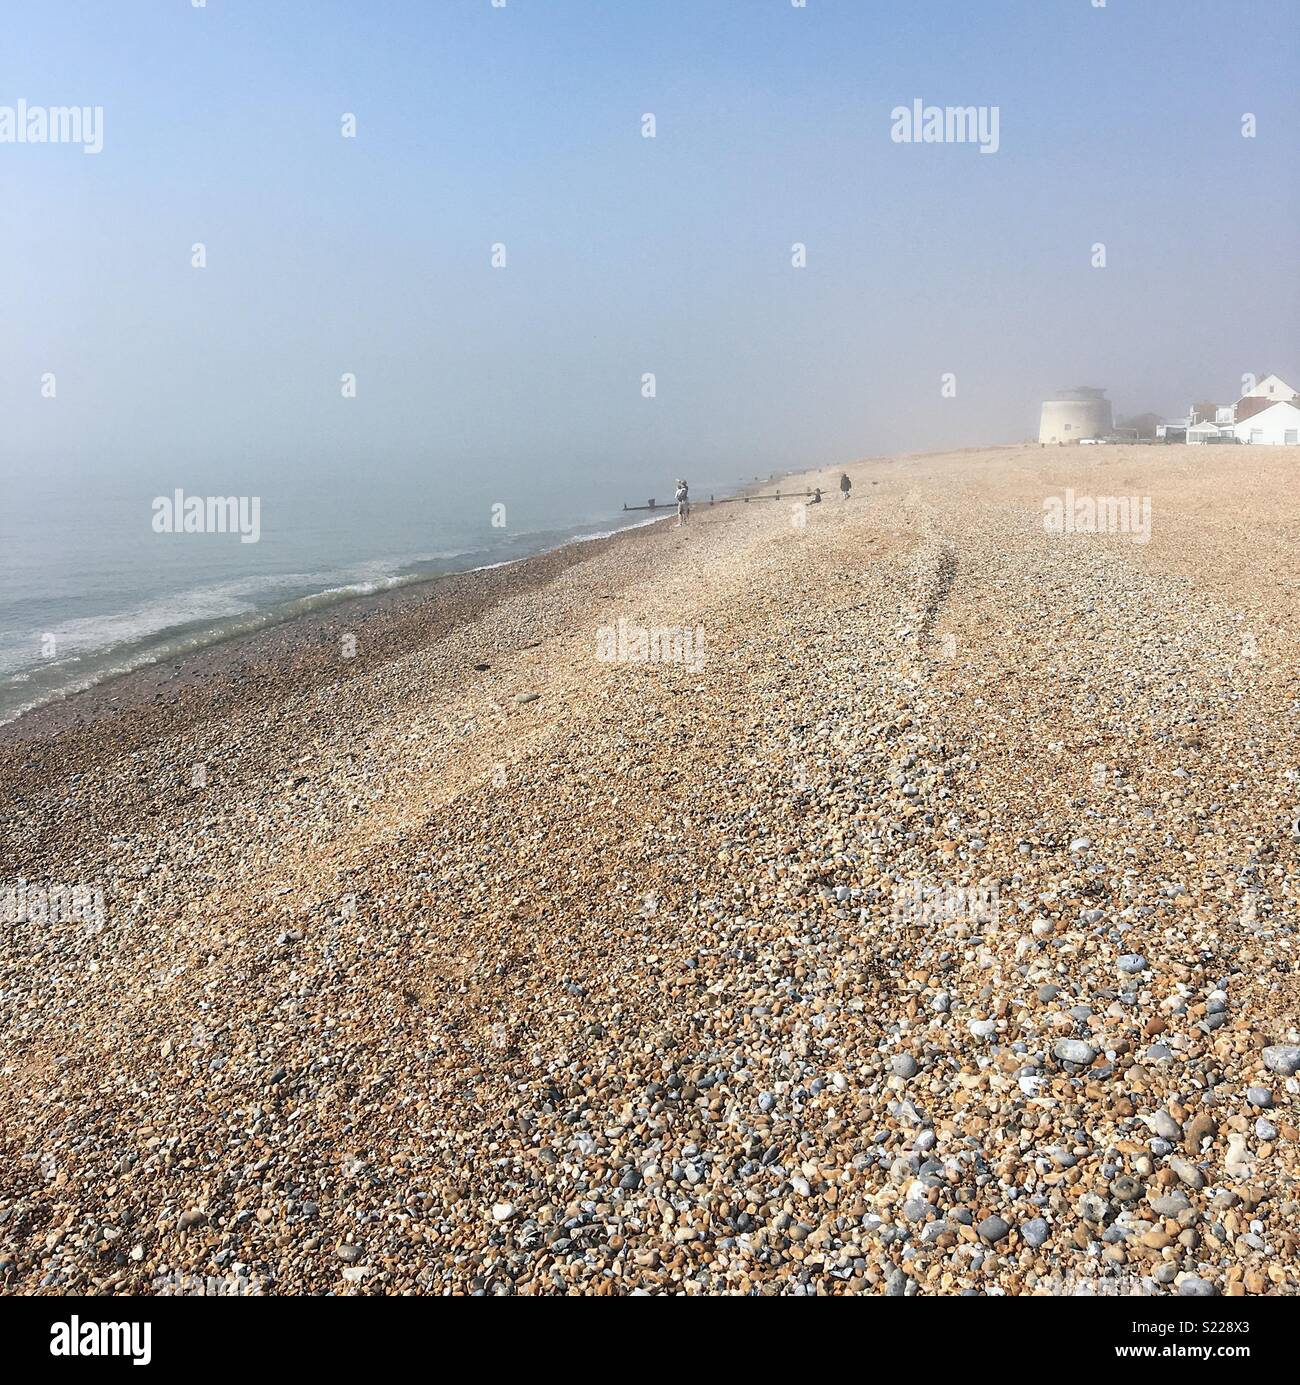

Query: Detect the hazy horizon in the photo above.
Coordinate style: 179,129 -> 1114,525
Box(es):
3,0 -> 1297,499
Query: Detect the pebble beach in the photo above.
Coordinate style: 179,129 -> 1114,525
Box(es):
2,443 -> 1299,1297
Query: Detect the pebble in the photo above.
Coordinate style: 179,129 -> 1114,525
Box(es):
977,1215 -> 1010,1244
1262,1045 -> 1300,1076
1053,1039 -> 1096,1065
1149,1192 -> 1190,1216
1022,1217 -> 1049,1248
1109,1175 -> 1143,1203
1077,1193 -> 1109,1223
1148,1110 -> 1181,1141
1169,1158 -> 1205,1190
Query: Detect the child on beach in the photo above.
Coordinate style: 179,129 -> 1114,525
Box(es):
807,487 -> 822,506
840,473 -> 852,500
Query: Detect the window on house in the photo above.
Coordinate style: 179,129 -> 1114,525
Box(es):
1285,430 -> 1298,445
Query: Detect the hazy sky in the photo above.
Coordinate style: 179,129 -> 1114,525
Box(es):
3,0 -> 1297,499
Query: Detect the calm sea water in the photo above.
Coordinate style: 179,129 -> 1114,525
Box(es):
0,468 -> 723,726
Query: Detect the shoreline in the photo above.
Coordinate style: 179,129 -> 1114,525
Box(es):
0,471 -> 836,749
0,513 -> 681,748
1,448 -> 1022,749
0,510 -> 689,752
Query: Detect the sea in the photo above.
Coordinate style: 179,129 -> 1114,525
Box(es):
0,468 -> 739,727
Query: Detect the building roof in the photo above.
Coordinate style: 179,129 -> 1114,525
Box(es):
1235,395 -> 1278,422
1240,399 -> 1300,421
1050,386 -> 1108,401
1247,373 -> 1298,398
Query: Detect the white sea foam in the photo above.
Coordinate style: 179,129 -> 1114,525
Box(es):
0,511 -> 675,726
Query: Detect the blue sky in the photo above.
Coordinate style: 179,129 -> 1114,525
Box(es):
2,0 -> 1297,500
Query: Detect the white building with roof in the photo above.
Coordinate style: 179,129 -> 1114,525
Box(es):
1231,399 -> 1300,445
1241,373 -> 1297,402
1187,420 -> 1233,445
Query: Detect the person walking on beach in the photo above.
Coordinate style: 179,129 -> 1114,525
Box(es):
675,478 -> 690,526
839,472 -> 852,500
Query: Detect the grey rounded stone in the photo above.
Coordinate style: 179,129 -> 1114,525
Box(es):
1149,1110 -> 1181,1141
1178,1277 -> 1215,1297
1022,1217 -> 1049,1248
1262,1045 -> 1300,1076
1053,1038 -> 1096,1065
977,1215 -> 1010,1243
1149,1192 -> 1190,1216
892,1053 -> 919,1079
1169,1157 -> 1205,1189
1109,1174 -> 1143,1202
1247,1086 -> 1273,1108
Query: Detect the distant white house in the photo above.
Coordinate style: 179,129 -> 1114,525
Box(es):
1242,373 -> 1297,401
1231,399 -> 1300,445
1172,372 -> 1297,441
